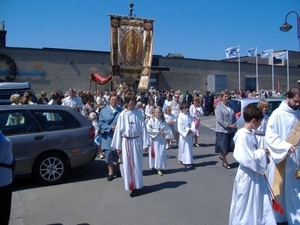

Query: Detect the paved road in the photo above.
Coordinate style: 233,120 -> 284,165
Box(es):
10,115 -> 241,225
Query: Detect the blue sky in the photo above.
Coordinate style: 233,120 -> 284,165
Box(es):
1,0 -> 299,60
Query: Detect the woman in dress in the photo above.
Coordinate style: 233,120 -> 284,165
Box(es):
215,91 -> 236,169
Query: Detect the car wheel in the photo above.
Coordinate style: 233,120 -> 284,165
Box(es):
33,152 -> 70,185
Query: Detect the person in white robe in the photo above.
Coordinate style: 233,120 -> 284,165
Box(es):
111,92 -> 149,197
265,87 -> 300,224
189,96 -> 204,147
177,103 -> 196,168
145,97 -> 155,121
147,107 -> 170,176
164,106 -> 176,149
169,93 -> 181,146
229,105 -> 276,225
254,99 -> 269,148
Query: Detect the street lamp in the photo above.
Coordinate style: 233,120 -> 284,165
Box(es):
279,11 -> 300,51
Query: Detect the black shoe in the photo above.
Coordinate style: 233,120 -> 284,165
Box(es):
107,175 -> 114,181
129,189 -> 140,197
130,189 -> 137,197
116,170 -> 121,177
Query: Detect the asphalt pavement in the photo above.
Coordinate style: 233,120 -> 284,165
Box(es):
9,115 -> 218,225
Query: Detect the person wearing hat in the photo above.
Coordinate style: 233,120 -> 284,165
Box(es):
38,91 -> 49,104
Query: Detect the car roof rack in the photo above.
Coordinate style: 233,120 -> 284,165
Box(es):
0,82 -> 31,90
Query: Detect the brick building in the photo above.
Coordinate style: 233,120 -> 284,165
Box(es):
0,46 -> 299,95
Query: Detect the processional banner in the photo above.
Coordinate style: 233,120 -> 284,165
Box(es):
110,15 -> 154,91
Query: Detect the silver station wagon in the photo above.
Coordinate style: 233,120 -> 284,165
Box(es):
229,98 -> 283,130
0,105 -> 97,185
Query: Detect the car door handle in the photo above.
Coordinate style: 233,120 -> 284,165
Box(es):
34,135 -> 45,140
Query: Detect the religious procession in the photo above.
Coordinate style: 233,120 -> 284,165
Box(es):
43,85 -> 300,225
4,83 -> 300,225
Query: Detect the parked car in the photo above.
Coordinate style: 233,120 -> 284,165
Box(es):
229,98 -> 283,130
0,82 -> 38,105
0,105 -> 97,185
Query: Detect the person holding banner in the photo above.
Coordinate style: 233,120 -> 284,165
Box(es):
265,87 -> 300,224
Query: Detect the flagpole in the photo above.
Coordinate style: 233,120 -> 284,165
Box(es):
287,51 -> 290,90
256,51 -> 259,92
272,51 -> 274,93
238,45 -> 241,91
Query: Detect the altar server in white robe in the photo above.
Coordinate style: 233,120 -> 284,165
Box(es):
265,87 -> 300,224
147,106 -> 170,176
111,92 -> 149,197
229,105 -> 276,225
177,103 -> 196,168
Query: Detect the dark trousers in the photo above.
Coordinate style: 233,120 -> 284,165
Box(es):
0,182 -> 13,225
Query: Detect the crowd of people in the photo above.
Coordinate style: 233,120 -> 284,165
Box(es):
3,85 -> 300,224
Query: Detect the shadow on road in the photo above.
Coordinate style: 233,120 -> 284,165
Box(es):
199,143 -> 215,147
141,181 -> 187,195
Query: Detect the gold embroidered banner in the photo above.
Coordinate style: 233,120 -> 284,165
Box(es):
110,15 -> 154,90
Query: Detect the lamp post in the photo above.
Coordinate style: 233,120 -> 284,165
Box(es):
279,11 -> 300,51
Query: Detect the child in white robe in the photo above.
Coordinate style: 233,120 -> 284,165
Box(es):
147,106 -> 170,176
229,105 -> 276,225
111,92 -> 149,197
164,106 -> 176,149
189,96 -> 204,147
177,103 -> 196,168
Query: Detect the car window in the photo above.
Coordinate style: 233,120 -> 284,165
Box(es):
268,101 -> 281,116
248,101 -> 282,116
30,110 -> 81,131
0,110 -> 39,135
229,100 -> 241,114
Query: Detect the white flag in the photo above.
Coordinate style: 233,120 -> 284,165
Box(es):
260,49 -> 273,58
247,47 -> 257,57
225,46 -> 240,58
275,51 -> 288,59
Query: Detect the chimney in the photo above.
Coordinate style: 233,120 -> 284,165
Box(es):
0,21 -> 7,47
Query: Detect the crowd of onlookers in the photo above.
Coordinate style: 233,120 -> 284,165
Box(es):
10,86 -> 286,120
